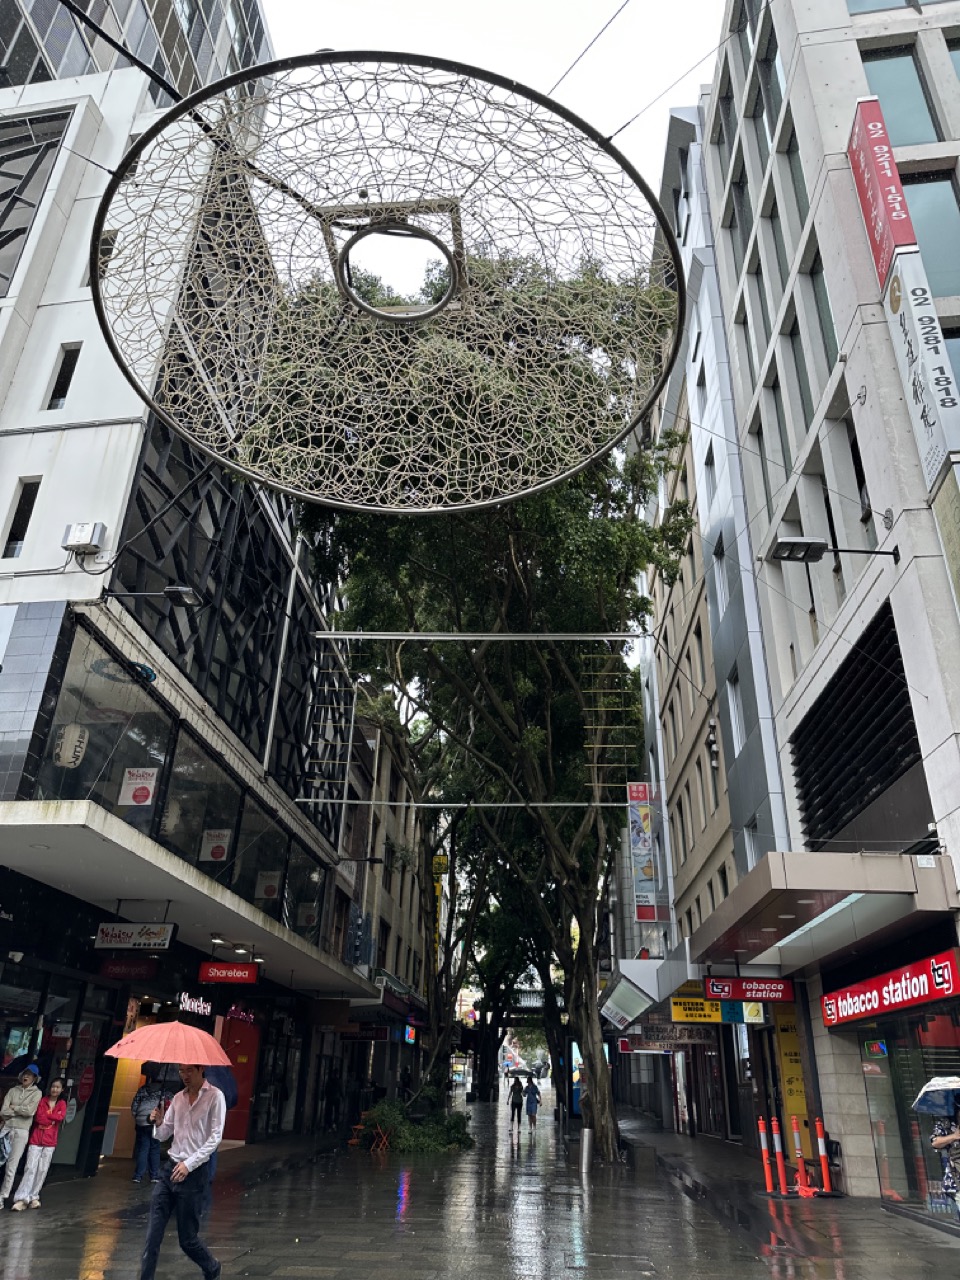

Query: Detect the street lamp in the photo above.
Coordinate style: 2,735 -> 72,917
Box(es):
768,536 -> 900,566
105,584 -> 204,607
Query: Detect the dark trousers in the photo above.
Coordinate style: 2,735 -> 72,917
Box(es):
139,1161 -> 219,1280
133,1126 -> 160,1181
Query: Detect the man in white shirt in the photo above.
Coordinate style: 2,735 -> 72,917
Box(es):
140,1064 -> 225,1280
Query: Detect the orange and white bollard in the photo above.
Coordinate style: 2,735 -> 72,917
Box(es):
791,1115 -> 809,1190
771,1117 -> 790,1196
815,1118 -> 832,1194
758,1117 -> 774,1194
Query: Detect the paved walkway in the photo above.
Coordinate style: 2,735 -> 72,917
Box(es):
0,1086 -> 958,1277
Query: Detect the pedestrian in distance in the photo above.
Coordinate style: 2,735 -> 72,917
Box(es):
131,1063 -> 170,1185
11,1078 -> 67,1210
0,1065 -> 42,1208
524,1074 -> 542,1131
323,1067 -> 342,1130
139,1063 -> 225,1280
508,1076 -> 524,1131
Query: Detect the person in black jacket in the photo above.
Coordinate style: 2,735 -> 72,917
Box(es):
130,1064 -> 170,1185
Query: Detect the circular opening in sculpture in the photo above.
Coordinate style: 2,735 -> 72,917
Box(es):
336,222 -> 458,323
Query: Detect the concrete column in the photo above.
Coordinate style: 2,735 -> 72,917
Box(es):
806,970 -> 881,1198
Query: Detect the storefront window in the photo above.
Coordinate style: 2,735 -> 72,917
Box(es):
231,797 -> 289,920
160,729 -> 241,872
35,629 -> 173,834
860,1007 -> 960,1219
283,843 -> 326,944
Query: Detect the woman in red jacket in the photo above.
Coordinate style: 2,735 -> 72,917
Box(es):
11,1079 -> 67,1211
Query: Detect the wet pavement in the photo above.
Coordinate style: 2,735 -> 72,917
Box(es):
1,1085 -> 959,1278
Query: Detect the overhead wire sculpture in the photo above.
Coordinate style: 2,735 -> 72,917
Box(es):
91,52 -> 684,514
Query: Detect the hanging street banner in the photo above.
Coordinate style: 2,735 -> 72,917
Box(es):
884,251 -> 960,492
627,782 -> 657,922
705,976 -> 795,1002
821,948 -> 960,1027
848,97 -> 917,290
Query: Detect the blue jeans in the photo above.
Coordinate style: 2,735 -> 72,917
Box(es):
133,1126 -> 160,1181
139,1161 -> 219,1280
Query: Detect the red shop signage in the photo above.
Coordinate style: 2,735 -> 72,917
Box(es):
821,949 -> 960,1028
705,977 -> 794,1003
98,958 -> 159,982
847,97 -> 917,289
198,961 -> 258,984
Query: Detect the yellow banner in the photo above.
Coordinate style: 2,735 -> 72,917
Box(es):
670,997 -> 721,1024
773,1004 -> 812,1160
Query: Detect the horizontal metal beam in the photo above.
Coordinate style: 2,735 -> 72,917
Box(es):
295,798 -> 639,808
314,631 -> 643,642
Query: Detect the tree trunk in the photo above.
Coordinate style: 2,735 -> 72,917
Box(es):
475,1015 -> 503,1102
568,929 -> 618,1161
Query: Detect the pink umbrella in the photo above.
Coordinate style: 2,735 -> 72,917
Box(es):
104,1021 -> 231,1067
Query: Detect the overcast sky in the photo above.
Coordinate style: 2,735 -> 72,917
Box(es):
259,0 -> 728,226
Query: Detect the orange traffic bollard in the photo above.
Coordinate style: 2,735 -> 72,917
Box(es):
771,1117 -> 790,1196
758,1117 -> 774,1194
791,1115 -> 809,1189
815,1118 -> 832,1194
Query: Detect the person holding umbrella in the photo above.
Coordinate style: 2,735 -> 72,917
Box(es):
105,1021 -> 230,1280
914,1076 -> 960,1213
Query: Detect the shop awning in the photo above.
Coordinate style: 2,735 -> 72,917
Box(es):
689,849 -> 958,971
0,800 -> 377,998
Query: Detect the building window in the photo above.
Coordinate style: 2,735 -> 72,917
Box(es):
768,200 -> 789,289
769,374 -> 791,470
82,229 -> 118,287
693,623 -> 706,683
677,794 -> 688,863
788,319 -> 815,430
902,174 -> 960,298
862,47 -> 939,147
685,907 -> 694,937
783,126 -> 809,225
744,819 -> 760,869
718,864 -> 729,898
708,879 -> 716,911
758,29 -> 785,131
728,671 -> 746,754
2,479 -> 40,559
949,40 -> 960,80
846,419 -> 877,546
45,344 -> 81,410
808,250 -> 838,369
667,701 -> 678,760
729,167 -> 753,274
376,919 -> 391,971
696,759 -> 707,829
755,423 -> 774,517
714,537 -> 729,612
709,750 -> 720,810
747,80 -> 770,169
751,262 -> 771,345
821,476 -> 846,601
0,112 -> 69,295
703,444 -> 717,506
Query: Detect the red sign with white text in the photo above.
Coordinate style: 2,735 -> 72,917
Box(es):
198,961 -> 258,984
821,949 -> 960,1027
848,97 -> 917,289
705,977 -> 794,1003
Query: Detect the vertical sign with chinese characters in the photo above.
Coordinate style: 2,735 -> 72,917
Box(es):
847,97 -> 917,290
884,252 -> 960,491
627,782 -> 656,922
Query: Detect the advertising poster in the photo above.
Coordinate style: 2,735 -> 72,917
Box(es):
118,767 -> 158,807
199,828 -> 232,862
627,781 -> 656,922
255,870 -> 282,901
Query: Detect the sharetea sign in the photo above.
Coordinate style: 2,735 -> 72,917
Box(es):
848,97 -> 917,289
705,977 -> 795,1003
178,991 -> 212,1017
199,960 -> 258,985
821,949 -> 960,1027
94,922 -> 174,951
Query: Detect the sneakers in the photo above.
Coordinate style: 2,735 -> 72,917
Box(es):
0,1198 -> 5,1209
11,1202 -> 26,1212
28,1199 -> 40,1209
150,1176 -> 161,1183
132,1176 -> 142,1184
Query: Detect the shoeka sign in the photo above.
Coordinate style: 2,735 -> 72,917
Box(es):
821,949 -> 960,1027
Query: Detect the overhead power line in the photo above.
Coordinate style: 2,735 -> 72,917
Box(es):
548,0 -> 635,96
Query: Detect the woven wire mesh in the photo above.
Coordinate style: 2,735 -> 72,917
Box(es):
94,54 -> 682,512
